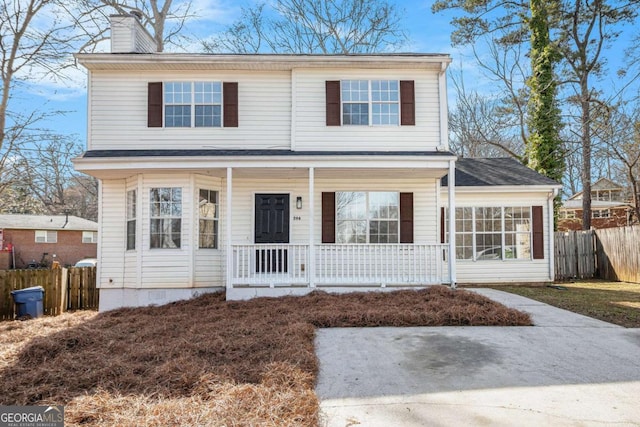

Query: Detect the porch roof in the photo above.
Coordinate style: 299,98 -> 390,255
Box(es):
441,158 -> 561,188
74,149 -> 457,179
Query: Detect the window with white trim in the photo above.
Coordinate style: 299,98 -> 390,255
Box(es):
82,231 -> 98,243
198,189 -> 219,249
164,82 -> 222,128
592,209 -> 610,218
150,188 -> 182,249
341,80 -> 399,126
336,192 -> 399,243
35,230 -> 57,243
445,207 -> 532,260
126,189 -> 137,250
559,210 -> 576,219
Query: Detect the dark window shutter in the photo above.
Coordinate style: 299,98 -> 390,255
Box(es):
148,82 -> 163,127
400,80 -> 415,126
440,207 -> 445,244
322,192 -> 336,243
326,81 -> 341,126
223,82 -> 238,127
399,193 -> 414,243
532,206 -> 544,259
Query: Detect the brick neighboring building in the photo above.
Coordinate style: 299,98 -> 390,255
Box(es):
0,214 -> 98,269
558,178 -> 634,231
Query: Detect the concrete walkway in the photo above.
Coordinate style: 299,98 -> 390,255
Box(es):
315,288 -> 640,427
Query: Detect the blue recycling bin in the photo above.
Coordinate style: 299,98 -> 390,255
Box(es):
11,286 -> 44,319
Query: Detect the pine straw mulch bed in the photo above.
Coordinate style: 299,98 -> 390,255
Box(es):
0,286 -> 531,426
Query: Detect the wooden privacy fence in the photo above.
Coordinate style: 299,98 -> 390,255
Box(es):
555,230 -> 597,280
0,267 -> 97,320
595,225 -> 640,283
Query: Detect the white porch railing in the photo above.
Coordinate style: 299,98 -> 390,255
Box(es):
231,243 -> 448,286
315,244 -> 447,285
232,244 -> 309,286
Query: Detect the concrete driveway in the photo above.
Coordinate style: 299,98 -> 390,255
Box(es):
315,289 -> 640,427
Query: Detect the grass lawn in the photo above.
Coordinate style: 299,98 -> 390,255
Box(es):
488,281 -> 640,328
0,286 -> 530,426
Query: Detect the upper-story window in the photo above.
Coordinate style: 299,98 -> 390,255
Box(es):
148,82 -> 238,128
164,82 -> 222,128
341,80 -> 399,126
326,80 -> 414,127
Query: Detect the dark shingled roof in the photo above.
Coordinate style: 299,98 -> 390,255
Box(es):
442,157 -> 560,187
81,149 -> 455,158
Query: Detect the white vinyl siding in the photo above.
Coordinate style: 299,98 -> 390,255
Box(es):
99,179 -> 127,289
294,69 -> 441,151
88,71 -> 291,150
441,190 -> 552,283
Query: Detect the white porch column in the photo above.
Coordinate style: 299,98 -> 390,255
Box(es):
448,159 -> 457,288
308,167 -> 315,288
226,167 -> 233,291
548,189 -> 558,281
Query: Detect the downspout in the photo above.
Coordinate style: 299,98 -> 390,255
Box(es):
548,188 -> 559,281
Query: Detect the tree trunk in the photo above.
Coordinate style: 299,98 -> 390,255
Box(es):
581,78 -> 592,230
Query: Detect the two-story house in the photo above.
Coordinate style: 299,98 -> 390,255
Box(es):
558,178 -> 635,231
73,14 -> 561,310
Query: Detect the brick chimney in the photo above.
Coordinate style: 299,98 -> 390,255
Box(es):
110,12 -> 157,53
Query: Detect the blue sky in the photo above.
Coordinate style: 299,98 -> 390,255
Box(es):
15,0 -> 636,146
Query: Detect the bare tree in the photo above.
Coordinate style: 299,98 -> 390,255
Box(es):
0,0 -> 90,189
592,102 -> 640,222
12,136 -> 97,218
449,70 -> 525,159
68,0 -> 195,53
203,0 -> 407,54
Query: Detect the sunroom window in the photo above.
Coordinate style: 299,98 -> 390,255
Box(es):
446,206 -> 532,260
336,192 -> 399,243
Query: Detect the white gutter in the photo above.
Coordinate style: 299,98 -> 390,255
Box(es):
447,185 -> 563,193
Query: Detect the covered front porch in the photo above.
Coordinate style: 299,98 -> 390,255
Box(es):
231,243 -> 449,287
221,155 -> 458,299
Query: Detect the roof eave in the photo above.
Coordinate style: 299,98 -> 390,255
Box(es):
442,185 -> 562,192
74,53 -> 453,72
